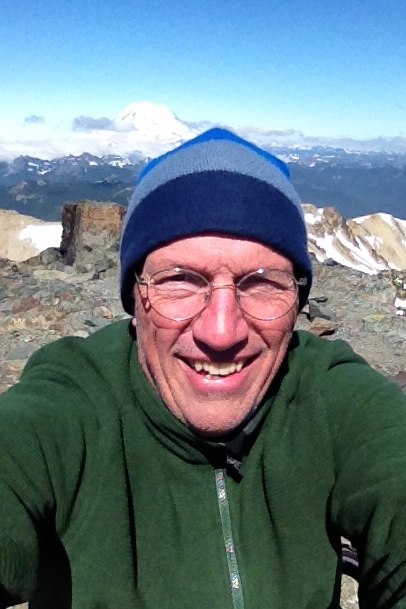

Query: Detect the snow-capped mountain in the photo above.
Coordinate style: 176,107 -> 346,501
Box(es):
2,101 -> 406,163
0,152 -> 138,183
1,102 -> 406,222
114,102 -> 197,144
304,205 -> 406,274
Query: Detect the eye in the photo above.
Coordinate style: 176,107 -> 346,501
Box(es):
238,270 -> 292,293
151,269 -> 208,292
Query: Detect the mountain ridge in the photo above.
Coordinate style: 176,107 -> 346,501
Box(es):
2,206 -> 405,277
2,102 -> 406,221
1,149 -> 406,222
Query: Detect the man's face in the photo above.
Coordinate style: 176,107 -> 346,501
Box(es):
133,235 -> 298,436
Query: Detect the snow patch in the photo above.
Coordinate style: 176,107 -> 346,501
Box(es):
305,212 -> 322,225
19,224 -> 62,251
364,234 -> 383,248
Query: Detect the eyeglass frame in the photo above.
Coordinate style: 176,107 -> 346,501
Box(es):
134,267 -> 307,322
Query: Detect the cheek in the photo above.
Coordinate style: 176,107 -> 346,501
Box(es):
135,306 -> 184,375
252,311 -> 296,348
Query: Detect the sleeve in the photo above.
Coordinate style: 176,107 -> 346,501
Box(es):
326,355 -> 406,608
0,351 -> 89,606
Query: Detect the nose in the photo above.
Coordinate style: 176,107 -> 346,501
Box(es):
192,283 -> 249,351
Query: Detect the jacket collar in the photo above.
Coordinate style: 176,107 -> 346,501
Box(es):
128,325 -> 292,476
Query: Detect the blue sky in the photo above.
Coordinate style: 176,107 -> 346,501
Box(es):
1,0 -> 406,153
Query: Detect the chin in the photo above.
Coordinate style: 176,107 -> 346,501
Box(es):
182,406 -> 255,438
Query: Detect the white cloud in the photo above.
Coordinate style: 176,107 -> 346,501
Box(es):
1,102 -> 406,161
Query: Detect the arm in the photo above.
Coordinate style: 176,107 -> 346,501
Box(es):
0,355 -> 89,605
327,359 -> 406,608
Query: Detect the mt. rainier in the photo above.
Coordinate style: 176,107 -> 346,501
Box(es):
114,102 -> 197,145
2,99 -> 406,163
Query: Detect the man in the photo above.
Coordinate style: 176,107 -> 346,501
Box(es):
1,128 -> 406,609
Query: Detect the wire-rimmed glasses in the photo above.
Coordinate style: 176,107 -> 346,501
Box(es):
135,267 -> 307,322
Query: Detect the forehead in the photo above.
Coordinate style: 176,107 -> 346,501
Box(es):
144,234 -> 293,275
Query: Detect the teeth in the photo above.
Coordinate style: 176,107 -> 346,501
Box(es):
192,361 -> 244,376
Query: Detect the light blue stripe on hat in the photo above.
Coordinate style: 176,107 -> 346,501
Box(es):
124,130 -> 303,231
138,127 -> 290,182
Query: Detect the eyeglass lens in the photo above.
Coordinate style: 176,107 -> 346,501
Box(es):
142,268 -> 298,321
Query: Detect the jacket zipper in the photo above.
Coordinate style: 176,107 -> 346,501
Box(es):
215,469 -> 245,609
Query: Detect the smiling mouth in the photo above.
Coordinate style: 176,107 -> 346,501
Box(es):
182,357 -> 254,378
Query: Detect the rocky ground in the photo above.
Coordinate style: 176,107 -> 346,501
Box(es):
1,251 -> 405,609
1,254 -> 404,393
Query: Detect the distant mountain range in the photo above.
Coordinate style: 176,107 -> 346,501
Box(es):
0,153 -> 144,221
1,146 -> 405,221
1,102 -> 406,221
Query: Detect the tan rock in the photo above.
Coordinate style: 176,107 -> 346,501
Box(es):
308,317 -> 338,337
350,214 -> 406,271
92,305 -> 114,319
0,209 -> 61,262
32,269 -> 70,282
61,200 -> 126,267
304,204 -> 406,274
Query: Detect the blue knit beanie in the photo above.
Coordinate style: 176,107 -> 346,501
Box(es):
120,128 -> 312,314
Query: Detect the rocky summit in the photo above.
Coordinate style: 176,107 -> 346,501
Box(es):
0,201 -> 405,609
0,201 -> 404,396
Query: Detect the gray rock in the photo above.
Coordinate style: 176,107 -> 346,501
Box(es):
308,294 -> 328,303
308,300 -> 336,321
33,269 -> 71,282
7,343 -> 37,360
23,247 -> 62,268
84,316 -> 111,329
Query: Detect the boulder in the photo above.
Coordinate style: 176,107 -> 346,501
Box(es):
61,201 -> 126,276
308,299 -> 336,322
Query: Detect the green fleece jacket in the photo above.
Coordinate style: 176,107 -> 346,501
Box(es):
1,320 -> 406,609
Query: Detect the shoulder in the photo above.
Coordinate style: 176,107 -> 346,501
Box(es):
289,329 -> 390,386
23,318 -> 134,384
283,329 -> 405,412
286,330 -> 406,432
1,320 -> 137,424
292,330 -> 364,368
286,330 -> 371,394
24,318 -> 134,369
